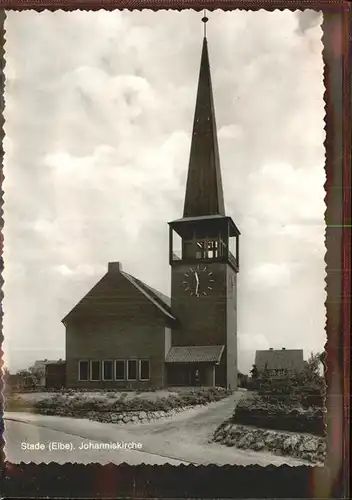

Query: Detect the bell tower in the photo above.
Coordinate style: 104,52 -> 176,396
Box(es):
168,15 -> 240,389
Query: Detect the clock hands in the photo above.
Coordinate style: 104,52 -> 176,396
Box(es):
183,266 -> 214,297
194,271 -> 200,296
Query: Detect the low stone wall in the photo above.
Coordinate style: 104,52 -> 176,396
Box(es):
213,422 -> 326,464
35,405 -> 200,424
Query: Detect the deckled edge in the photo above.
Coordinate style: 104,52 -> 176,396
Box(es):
0,7 -> 5,476
0,4 -> 349,499
340,4 -> 351,496
0,0 -> 348,13
319,4 -> 351,499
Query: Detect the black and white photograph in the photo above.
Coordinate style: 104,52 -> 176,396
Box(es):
2,9 -> 326,467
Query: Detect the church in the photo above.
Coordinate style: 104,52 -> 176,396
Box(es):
63,19 -> 241,390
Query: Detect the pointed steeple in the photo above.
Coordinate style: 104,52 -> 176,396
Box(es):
183,17 -> 225,218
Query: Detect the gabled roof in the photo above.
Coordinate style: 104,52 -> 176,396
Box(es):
166,345 -> 224,363
255,349 -> 305,372
120,271 -> 175,321
62,265 -> 176,324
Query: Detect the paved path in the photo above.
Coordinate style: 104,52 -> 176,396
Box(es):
4,419 -> 186,465
4,392 -> 309,466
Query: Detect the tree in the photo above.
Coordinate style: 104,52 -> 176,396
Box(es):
250,365 -> 258,379
1,366 -> 10,378
0,366 -> 10,393
305,351 -> 325,379
17,369 -> 38,388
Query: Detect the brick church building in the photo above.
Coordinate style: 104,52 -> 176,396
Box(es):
63,25 -> 240,390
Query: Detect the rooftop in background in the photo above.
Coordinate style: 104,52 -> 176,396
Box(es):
31,359 -> 64,368
255,348 -> 305,373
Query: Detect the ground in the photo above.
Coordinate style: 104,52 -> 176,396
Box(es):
4,391 -> 310,466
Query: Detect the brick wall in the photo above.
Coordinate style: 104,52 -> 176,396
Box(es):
65,268 -> 168,389
171,263 -> 228,347
170,261 -> 238,389
226,266 -> 238,390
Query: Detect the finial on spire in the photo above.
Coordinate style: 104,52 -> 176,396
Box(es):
202,9 -> 208,38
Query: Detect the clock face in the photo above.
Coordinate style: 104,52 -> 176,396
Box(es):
182,265 -> 215,297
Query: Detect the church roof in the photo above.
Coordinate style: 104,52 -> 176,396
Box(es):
165,345 -> 224,363
120,271 -> 174,320
255,349 -> 305,372
169,214 -> 240,236
62,263 -> 176,324
183,36 -> 225,218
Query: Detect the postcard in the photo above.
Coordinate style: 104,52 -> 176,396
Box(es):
2,8 -> 326,468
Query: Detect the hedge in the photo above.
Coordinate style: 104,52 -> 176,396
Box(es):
32,387 -> 232,415
255,371 -> 326,408
232,394 -> 326,436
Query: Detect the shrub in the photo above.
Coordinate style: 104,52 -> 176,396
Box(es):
257,370 -> 326,408
232,394 -> 326,436
32,386 -> 231,417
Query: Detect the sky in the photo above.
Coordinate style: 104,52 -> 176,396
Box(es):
3,9 -> 325,374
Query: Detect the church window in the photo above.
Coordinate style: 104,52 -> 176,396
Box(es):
78,360 -> 89,381
127,359 -> 137,381
90,360 -> 101,381
139,360 -> 150,381
115,360 -> 125,380
103,360 -> 113,381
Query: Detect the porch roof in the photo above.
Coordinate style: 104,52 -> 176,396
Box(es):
165,345 -> 225,363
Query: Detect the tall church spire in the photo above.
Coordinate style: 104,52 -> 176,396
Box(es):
183,14 -> 225,218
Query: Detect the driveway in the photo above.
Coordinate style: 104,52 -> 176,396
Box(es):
4,391 -> 309,466
4,419 -> 186,465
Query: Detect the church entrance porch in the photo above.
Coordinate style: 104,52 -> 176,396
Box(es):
165,344 -> 225,387
166,362 -> 215,387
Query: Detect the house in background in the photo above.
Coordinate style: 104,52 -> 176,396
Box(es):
45,360 -> 66,389
29,359 -> 59,387
62,22 -> 240,391
29,359 -> 65,387
254,348 -> 305,378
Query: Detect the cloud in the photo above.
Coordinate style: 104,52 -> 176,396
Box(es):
3,10 -> 326,373
218,124 -> 243,140
247,263 -> 291,289
295,10 -> 322,34
53,264 -> 106,278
